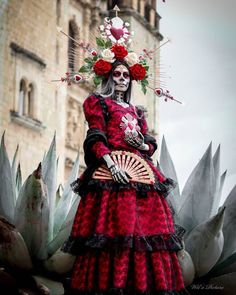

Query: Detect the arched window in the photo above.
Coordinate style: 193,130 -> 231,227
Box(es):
28,83 -> 34,117
68,21 -> 76,72
18,79 -> 35,117
18,79 -> 27,116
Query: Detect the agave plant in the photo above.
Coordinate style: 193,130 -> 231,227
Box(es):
160,136 -> 236,294
0,130 -> 235,294
0,131 -> 80,294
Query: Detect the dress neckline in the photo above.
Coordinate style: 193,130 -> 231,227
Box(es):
109,97 -> 135,110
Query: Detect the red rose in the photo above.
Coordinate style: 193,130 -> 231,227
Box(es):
129,64 -> 146,80
93,59 -> 112,76
111,44 -> 128,60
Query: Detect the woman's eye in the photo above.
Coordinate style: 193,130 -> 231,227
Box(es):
123,73 -> 130,78
113,72 -> 121,77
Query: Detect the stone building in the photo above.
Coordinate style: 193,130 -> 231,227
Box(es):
0,0 -> 162,185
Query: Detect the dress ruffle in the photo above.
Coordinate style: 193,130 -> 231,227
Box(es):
61,233 -> 183,255
69,289 -> 190,295
71,177 -> 177,199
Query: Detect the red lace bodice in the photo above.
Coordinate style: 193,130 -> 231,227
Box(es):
83,95 -> 155,160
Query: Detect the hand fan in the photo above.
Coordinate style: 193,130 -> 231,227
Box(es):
92,151 -> 155,184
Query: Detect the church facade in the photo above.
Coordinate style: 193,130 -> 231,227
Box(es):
0,0 -> 162,184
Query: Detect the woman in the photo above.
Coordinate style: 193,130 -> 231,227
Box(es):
62,59 -> 188,295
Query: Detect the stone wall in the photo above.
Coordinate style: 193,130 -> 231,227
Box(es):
0,0 -> 162,185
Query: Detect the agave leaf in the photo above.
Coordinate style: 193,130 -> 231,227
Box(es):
218,185 -> 236,263
43,249 -> 76,274
32,275 -> 64,295
177,143 -> 216,233
0,131 -> 15,223
47,196 -> 80,255
219,170 -> 227,203
185,206 -> 225,277
0,217 -> 33,270
11,144 -> 19,176
56,156 -> 59,170
209,252 -> 236,277
55,184 -> 64,209
177,248 -> 195,286
14,163 -> 50,260
211,145 -> 221,216
15,163 -> 22,196
159,136 -> 181,213
208,272 -> 236,295
53,151 -> 80,237
11,144 -> 19,202
42,132 -> 57,242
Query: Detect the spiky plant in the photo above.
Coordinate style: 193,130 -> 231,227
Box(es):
0,131 -> 80,294
1,131 -> 235,294
160,136 -> 236,294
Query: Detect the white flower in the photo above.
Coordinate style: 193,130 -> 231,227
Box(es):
101,49 -> 115,63
99,25 -> 104,31
125,52 -> 139,66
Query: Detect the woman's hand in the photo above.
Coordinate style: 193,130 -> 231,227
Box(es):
124,131 -> 149,151
109,164 -> 131,184
103,154 -> 130,184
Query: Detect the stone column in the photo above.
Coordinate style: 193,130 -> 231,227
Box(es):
150,7 -> 156,27
131,0 -> 138,10
139,0 -> 145,17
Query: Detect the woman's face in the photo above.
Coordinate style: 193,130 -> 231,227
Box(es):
112,64 -> 130,92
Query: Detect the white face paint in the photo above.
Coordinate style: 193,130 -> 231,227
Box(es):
112,65 -> 130,92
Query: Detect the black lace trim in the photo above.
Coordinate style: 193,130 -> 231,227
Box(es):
71,177 -> 177,199
69,288 -> 190,295
83,128 -> 108,167
61,233 -> 183,255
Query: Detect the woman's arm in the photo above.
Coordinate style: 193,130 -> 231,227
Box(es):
83,95 -> 130,184
83,95 -> 111,163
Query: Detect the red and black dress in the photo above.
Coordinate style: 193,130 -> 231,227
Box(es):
62,94 -> 188,295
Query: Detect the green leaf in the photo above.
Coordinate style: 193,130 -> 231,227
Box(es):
79,65 -> 90,73
92,55 -> 99,62
93,75 -> 103,86
105,39 -> 112,48
96,37 -> 106,48
142,87 -> 147,95
141,84 -> 147,95
84,57 -> 93,66
142,79 -> 149,86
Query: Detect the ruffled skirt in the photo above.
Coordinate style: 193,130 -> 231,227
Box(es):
62,184 -> 188,295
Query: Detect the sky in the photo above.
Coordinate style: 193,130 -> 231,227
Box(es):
156,0 -> 236,203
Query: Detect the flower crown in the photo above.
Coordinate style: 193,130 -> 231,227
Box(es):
76,16 -> 150,94
53,7 -> 182,104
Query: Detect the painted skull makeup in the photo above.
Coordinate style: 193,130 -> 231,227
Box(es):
113,64 -> 130,92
